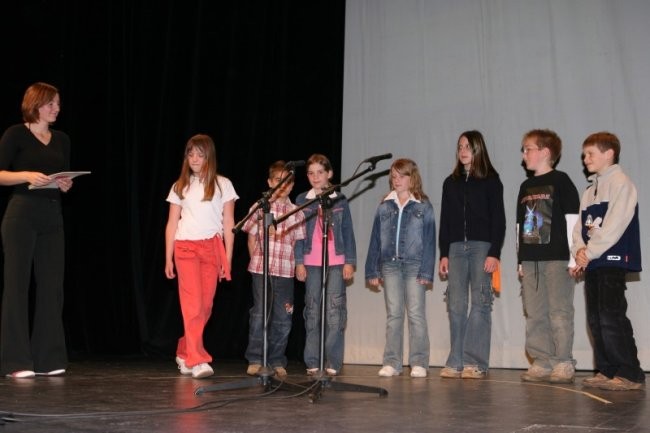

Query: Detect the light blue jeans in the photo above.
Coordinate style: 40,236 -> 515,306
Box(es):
381,261 -> 430,371
303,265 -> 347,371
444,241 -> 493,372
521,260 -> 575,369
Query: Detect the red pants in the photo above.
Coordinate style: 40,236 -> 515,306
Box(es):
174,235 -> 229,367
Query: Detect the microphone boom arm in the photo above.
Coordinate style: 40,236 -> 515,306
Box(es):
275,162 -> 377,226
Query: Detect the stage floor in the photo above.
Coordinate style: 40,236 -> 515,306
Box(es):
0,359 -> 648,432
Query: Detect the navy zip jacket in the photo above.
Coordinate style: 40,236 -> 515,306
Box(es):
438,173 -> 506,259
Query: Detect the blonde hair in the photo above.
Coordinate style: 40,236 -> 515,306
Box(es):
388,158 -> 428,201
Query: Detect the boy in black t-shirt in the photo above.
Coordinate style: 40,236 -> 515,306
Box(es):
516,129 -> 580,383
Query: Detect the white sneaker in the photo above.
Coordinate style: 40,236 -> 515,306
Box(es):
6,370 -> 35,379
191,363 -> 214,379
175,356 -> 192,375
378,365 -> 399,377
35,369 -> 66,376
410,366 -> 428,378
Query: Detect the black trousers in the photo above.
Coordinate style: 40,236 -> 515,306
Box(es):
584,267 -> 644,383
0,195 -> 67,374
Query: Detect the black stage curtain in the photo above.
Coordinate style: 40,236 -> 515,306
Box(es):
0,0 -> 345,362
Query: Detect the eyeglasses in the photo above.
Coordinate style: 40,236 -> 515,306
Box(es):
521,146 -> 540,154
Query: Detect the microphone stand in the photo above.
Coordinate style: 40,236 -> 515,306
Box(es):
275,160 -> 388,403
195,167 -> 304,396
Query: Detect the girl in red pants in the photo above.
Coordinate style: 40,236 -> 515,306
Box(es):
165,134 -> 237,379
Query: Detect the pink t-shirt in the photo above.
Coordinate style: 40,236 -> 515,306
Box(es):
303,210 -> 345,266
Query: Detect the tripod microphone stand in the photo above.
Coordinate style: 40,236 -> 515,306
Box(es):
195,165 -> 304,396
276,158 -> 389,403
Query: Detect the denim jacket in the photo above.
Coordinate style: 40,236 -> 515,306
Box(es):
294,190 -> 357,266
365,196 -> 436,282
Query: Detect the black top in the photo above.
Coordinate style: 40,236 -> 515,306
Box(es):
0,124 -> 70,199
438,173 -> 506,259
516,170 -> 579,262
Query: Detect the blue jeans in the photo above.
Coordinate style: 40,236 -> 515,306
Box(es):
245,274 -> 294,368
585,267 -> 644,383
303,265 -> 347,371
444,241 -> 493,372
381,261 -> 430,371
521,260 -> 575,369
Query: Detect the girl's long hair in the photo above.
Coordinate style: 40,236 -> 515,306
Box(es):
173,134 -> 220,201
388,158 -> 428,201
451,130 -> 499,179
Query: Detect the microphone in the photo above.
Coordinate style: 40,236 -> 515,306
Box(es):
284,160 -> 305,169
362,153 -> 393,164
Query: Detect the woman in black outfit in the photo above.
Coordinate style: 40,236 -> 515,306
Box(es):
0,82 -> 73,378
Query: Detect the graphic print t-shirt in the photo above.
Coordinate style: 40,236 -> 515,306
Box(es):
516,170 -> 580,262
521,185 -> 553,245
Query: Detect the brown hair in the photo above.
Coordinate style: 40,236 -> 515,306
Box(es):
173,134 -> 220,201
21,82 -> 59,123
268,160 -> 294,184
452,130 -> 499,179
306,153 -> 333,172
522,129 -> 562,167
305,153 -> 334,188
582,131 -> 620,164
389,158 -> 428,201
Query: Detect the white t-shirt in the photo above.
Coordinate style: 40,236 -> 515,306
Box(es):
167,175 -> 238,240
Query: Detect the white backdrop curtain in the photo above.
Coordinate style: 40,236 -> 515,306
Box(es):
341,0 -> 650,370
